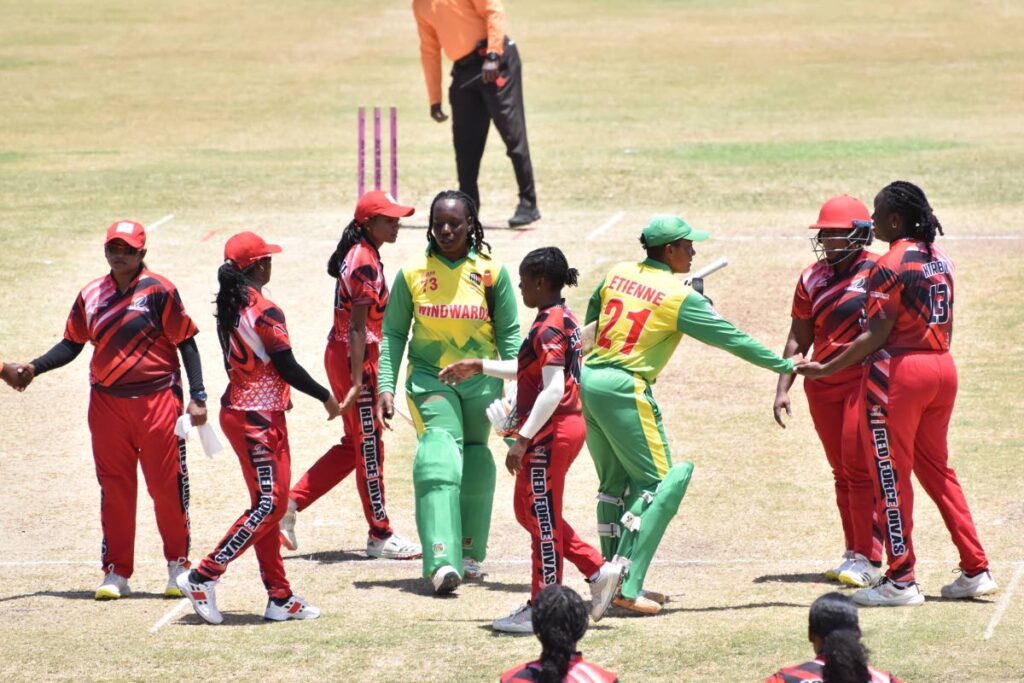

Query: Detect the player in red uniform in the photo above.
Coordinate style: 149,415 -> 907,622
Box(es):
798,182 -> 996,606
501,585 -> 619,682
774,196 -> 884,587
8,220 -> 207,600
765,592 -> 902,683
280,191 -> 421,560
441,247 -> 622,634
176,232 -> 340,625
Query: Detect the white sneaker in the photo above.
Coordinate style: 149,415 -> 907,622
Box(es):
279,498 -> 298,551
264,594 -> 321,621
492,603 -> 534,634
941,570 -> 998,599
463,557 -> 483,580
176,571 -> 224,624
431,565 -> 461,595
95,571 -> 131,600
588,562 -> 624,622
824,550 -> 854,581
165,559 -> 189,598
366,532 -> 422,560
838,554 -> 882,588
853,577 -> 925,607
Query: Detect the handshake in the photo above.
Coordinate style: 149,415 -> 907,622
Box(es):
1,362 -> 35,391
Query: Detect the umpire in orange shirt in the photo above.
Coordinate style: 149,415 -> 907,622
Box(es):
413,0 -> 540,227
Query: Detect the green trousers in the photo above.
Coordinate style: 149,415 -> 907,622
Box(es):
406,368 -> 501,579
581,364 -> 692,600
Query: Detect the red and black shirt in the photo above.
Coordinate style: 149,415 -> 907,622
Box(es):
516,300 -> 582,426
332,239 -> 388,345
502,653 -> 619,682
64,268 -> 197,395
867,238 -> 954,354
220,287 -> 293,412
766,657 -> 901,682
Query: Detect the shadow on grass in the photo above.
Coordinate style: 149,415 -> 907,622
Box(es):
753,572 -> 830,585
352,576 -> 440,597
285,549 -> 374,564
470,579 -> 533,594
0,590 -> 168,602
176,612 -> 270,626
607,601 -> 805,618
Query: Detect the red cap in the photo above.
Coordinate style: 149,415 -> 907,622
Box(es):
105,220 -> 147,249
809,195 -> 871,229
354,190 -> 415,225
224,231 -> 283,269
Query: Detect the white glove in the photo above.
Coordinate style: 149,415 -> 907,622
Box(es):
486,383 -> 518,437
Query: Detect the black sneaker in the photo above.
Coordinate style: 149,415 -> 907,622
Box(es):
508,202 -> 541,228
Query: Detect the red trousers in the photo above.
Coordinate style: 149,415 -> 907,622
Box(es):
89,386 -> 190,578
804,372 -> 883,561
199,408 -> 291,599
862,351 -> 988,583
515,412 -> 604,599
289,338 -> 391,539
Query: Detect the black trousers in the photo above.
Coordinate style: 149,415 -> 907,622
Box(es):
449,39 -> 536,210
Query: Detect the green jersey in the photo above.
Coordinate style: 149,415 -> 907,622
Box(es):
585,258 -> 792,383
379,247 -> 521,394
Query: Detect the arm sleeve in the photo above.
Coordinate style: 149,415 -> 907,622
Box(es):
482,359 -> 517,379
268,349 -> 331,402
471,0 -> 507,55
493,266 -> 522,360
30,339 -> 85,375
379,269 -> 413,394
177,337 -> 206,399
518,365 -> 562,439
676,291 -> 794,374
414,6 -> 444,105
585,279 -> 605,325
161,286 -> 199,345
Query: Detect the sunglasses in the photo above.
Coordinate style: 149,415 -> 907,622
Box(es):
105,244 -> 140,256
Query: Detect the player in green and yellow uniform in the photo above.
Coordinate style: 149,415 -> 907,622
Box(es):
378,190 -> 521,595
583,216 -> 796,614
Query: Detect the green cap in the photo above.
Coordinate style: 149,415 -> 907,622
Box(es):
641,215 -> 710,248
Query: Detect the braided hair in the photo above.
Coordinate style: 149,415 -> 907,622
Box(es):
878,181 -> 944,256
809,592 -> 871,683
327,219 -> 366,278
426,190 -> 490,256
214,260 -> 258,363
520,247 -> 579,289
531,585 -> 589,683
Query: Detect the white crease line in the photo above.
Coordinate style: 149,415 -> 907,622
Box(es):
983,562 -> 1024,640
148,213 -> 175,231
586,211 -> 625,241
150,598 -> 189,634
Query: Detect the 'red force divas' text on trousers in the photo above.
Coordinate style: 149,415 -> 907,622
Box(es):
88,384 -> 190,578
289,339 -> 392,539
862,350 -> 989,583
514,412 -> 604,599
198,407 -> 292,599
804,369 -> 883,562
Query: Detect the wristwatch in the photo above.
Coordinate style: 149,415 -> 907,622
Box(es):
190,390 -> 208,403
485,51 -> 500,62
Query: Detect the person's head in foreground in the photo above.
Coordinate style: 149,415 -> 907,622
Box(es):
501,584 -> 619,683
765,592 -> 902,683
639,215 -> 709,275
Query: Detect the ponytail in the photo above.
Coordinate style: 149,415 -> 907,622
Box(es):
878,180 -> 944,257
214,261 -> 255,360
327,219 -> 364,278
520,247 -> 579,290
532,585 -> 588,683
820,628 -> 871,683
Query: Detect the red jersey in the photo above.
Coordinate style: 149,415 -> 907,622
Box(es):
501,653 -> 618,683
332,240 -> 388,345
791,252 -> 876,383
64,268 -> 197,395
220,287 -> 293,411
866,238 -> 954,354
516,301 -> 582,425
766,657 -> 901,683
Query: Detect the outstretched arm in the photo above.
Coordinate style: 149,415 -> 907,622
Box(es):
677,292 -> 794,373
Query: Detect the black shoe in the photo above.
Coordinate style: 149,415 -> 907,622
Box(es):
508,202 -> 541,228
